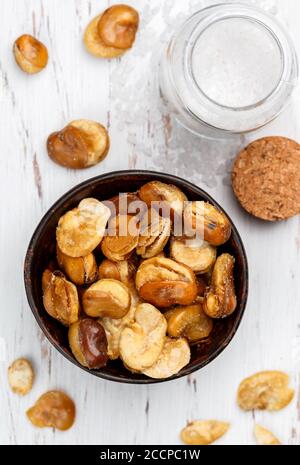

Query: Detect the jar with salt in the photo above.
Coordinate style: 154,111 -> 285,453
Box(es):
159,3 -> 298,139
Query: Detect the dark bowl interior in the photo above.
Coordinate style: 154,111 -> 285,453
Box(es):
24,170 -> 248,384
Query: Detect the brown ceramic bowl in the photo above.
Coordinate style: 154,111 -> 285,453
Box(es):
24,170 -> 248,384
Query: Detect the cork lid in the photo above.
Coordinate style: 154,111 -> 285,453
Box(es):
232,136 -> 300,221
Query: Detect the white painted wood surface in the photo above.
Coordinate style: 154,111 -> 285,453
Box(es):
1,0 -> 300,445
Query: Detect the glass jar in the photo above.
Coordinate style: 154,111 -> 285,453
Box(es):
159,3 -> 298,139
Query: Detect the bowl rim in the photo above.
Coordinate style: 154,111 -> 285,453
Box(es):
24,169 -> 249,384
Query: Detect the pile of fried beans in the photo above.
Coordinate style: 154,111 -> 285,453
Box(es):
41,180 -> 236,379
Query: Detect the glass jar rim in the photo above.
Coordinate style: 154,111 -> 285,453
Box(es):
186,14 -> 285,112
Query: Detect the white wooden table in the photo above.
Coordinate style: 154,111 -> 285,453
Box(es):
1,0 -> 300,446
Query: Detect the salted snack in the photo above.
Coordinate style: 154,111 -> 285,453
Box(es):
27,391 -> 75,430
180,420 -> 230,445
183,201 -> 231,246
57,246 -> 98,286
142,337 -> 190,379
42,181 -> 237,379
47,119 -> 109,169
99,303 -> 136,360
57,198 -> 110,257
195,274 -> 209,298
203,253 -> 236,319
135,256 -> 198,308
170,237 -> 216,273
136,209 -> 171,258
69,319 -> 108,369
98,258 -> 136,285
138,181 -> 187,218
84,5 -> 139,58
165,304 -> 213,343
8,358 -> 34,396
232,137 -> 300,221
101,214 -> 139,261
42,270 -> 79,326
119,303 -> 167,371
254,425 -> 281,445
237,371 -> 294,411
13,34 -> 48,74
82,279 -> 131,318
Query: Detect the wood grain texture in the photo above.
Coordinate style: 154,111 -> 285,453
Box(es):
0,0 -> 300,445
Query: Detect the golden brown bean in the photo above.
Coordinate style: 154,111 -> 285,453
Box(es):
47,120 -> 109,169
97,5 -> 139,49
165,304 -> 213,343
119,303 -> 167,371
136,209 -> 171,258
237,371 -> 294,411
83,279 -> 131,319
184,201 -> 231,246
84,14 -> 126,58
170,237 -> 216,273
42,270 -> 79,326
98,258 -> 136,285
135,256 -> 197,308
56,198 -> 110,258
69,120 -> 110,166
8,358 -> 34,396
101,215 -> 139,261
57,246 -> 98,286
27,391 -> 75,430
105,192 -> 144,217
142,337 -> 190,379
13,34 -> 48,74
254,425 -> 281,445
138,181 -> 187,219
203,254 -> 236,319
68,318 -> 108,369
99,303 -> 136,360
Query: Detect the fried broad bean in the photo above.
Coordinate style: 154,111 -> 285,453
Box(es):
68,318 -> 108,369
84,15 -> 126,58
8,358 -> 34,396
138,181 -> 187,219
237,371 -> 294,411
254,425 -> 281,445
47,120 -> 109,169
136,209 -> 171,259
119,303 -> 167,371
184,201 -> 231,246
98,258 -> 136,285
101,214 -> 139,261
180,420 -> 230,445
69,120 -> 110,166
142,337 -> 190,379
135,256 -> 198,308
56,198 -> 110,257
57,246 -> 98,286
170,237 -> 216,274
203,253 -> 236,319
97,5 -> 139,49
42,270 -> 79,326
83,279 -> 131,319
99,302 -> 136,360
13,34 -> 48,74
27,391 -> 75,431
165,304 -> 213,343
195,275 -> 209,298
